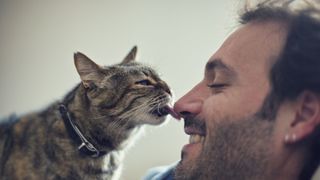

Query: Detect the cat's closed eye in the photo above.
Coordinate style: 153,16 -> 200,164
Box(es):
135,79 -> 152,86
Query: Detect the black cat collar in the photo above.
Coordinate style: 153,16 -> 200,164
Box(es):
59,104 -> 106,158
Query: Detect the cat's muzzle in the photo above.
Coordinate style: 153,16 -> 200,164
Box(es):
152,105 -> 180,119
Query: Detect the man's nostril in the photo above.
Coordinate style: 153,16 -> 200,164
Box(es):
179,111 -> 192,117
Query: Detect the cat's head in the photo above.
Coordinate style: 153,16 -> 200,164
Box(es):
73,46 -> 177,126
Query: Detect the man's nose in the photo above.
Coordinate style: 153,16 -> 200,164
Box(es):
173,83 -> 205,118
174,101 -> 201,119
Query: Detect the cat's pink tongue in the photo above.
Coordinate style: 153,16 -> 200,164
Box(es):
166,106 -> 181,120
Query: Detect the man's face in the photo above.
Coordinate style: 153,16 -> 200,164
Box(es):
173,21 -> 288,179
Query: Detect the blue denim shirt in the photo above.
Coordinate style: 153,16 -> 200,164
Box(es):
142,163 -> 177,180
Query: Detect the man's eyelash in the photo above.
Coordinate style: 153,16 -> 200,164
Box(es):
207,84 -> 227,88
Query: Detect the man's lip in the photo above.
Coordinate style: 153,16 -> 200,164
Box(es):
184,126 -> 206,136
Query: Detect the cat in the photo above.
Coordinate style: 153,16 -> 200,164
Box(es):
0,46 -> 179,180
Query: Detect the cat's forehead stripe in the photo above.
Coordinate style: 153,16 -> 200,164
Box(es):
120,65 -> 158,76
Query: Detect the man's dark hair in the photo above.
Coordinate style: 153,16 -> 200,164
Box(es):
239,1 -> 320,179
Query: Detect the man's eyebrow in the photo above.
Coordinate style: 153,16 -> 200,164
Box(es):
205,59 -> 236,76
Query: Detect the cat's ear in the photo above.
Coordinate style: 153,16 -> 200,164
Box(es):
74,52 -> 103,89
121,46 -> 137,64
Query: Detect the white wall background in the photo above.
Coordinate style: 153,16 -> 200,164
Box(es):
0,0 -> 239,179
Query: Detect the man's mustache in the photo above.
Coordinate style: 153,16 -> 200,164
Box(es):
184,117 -> 206,133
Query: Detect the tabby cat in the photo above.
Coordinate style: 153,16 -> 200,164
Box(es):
0,47 -> 179,180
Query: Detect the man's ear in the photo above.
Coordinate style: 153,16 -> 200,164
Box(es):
74,52 -> 103,89
285,91 -> 320,144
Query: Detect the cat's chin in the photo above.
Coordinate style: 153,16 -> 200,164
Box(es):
150,115 -> 169,125
140,105 -> 177,125
151,105 -> 180,120
135,113 -> 169,126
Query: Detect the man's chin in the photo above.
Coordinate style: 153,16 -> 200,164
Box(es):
173,140 -> 204,179
174,152 -> 200,180
174,161 -> 193,180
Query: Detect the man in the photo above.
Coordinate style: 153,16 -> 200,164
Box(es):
144,0 -> 320,179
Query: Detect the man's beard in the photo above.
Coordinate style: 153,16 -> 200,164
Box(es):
174,113 -> 274,180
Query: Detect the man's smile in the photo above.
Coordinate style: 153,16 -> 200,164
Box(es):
181,118 -> 206,161
189,134 -> 205,144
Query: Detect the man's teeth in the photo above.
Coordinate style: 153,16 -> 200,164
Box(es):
189,134 -> 204,144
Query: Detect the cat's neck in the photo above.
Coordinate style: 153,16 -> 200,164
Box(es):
60,84 -> 143,155
59,104 -> 107,158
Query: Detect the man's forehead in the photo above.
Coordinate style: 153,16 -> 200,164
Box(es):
207,21 -> 288,74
